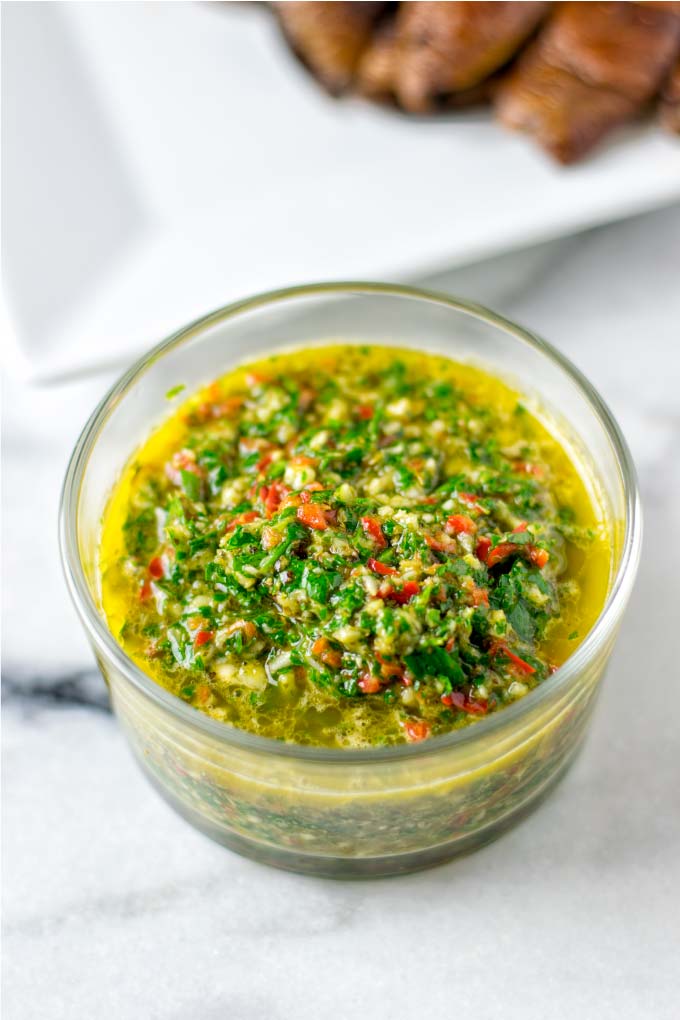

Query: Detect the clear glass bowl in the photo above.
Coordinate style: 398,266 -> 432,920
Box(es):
59,283 -> 641,877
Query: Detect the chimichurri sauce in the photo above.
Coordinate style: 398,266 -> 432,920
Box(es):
100,346 -> 610,747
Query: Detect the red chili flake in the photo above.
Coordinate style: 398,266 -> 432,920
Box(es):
194,630 -> 214,648
356,404 -> 374,420
139,579 -> 153,602
367,557 -> 398,577
404,719 -> 431,742
360,516 -> 387,549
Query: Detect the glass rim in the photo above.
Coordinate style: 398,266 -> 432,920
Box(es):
59,281 -> 642,764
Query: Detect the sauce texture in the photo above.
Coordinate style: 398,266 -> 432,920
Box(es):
100,346 -> 610,747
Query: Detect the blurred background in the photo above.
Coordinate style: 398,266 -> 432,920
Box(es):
3,4 -> 680,1019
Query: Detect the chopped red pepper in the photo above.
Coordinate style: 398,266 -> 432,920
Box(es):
446,514 -> 477,535
476,536 -> 492,562
225,511 -> 260,531
139,579 -> 153,602
296,503 -> 330,530
481,530 -> 549,571
471,586 -> 489,607
530,546 -> 550,568
459,492 -> 483,511
299,483 -> 324,504
312,637 -> 343,669
381,580 -> 420,604
148,556 -> 164,579
356,404 -> 374,419
375,652 -> 403,682
358,673 -> 382,694
173,449 -> 201,473
264,482 -> 290,518
256,451 -> 276,474
194,630 -> 214,648
441,690 -> 488,714
360,516 -> 387,549
367,557 -> 398,577
463,697 -> 488,715
404,719 -> 431,742
493,642 -> 536,675
486,541 -> 518,569
167,448 -> 203,486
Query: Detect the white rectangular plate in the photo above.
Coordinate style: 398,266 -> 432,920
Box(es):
4,1 -> 680,382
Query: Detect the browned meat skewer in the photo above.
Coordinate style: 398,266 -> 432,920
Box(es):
496,2 -> 680,163
355,19 -> 401,102
659,60 -> 680,132
358,1 -> 550,113
356,16 -> 494,110
273,2 -> 387,95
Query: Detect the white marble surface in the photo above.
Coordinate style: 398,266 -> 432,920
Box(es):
3,207 -> 680,1019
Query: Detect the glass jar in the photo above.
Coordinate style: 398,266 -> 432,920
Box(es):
60,283 -> 641,877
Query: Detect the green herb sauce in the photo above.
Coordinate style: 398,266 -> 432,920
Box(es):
101,346 -> 610,747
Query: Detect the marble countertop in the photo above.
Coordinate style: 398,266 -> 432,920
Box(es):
3,206 -> 680,1020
